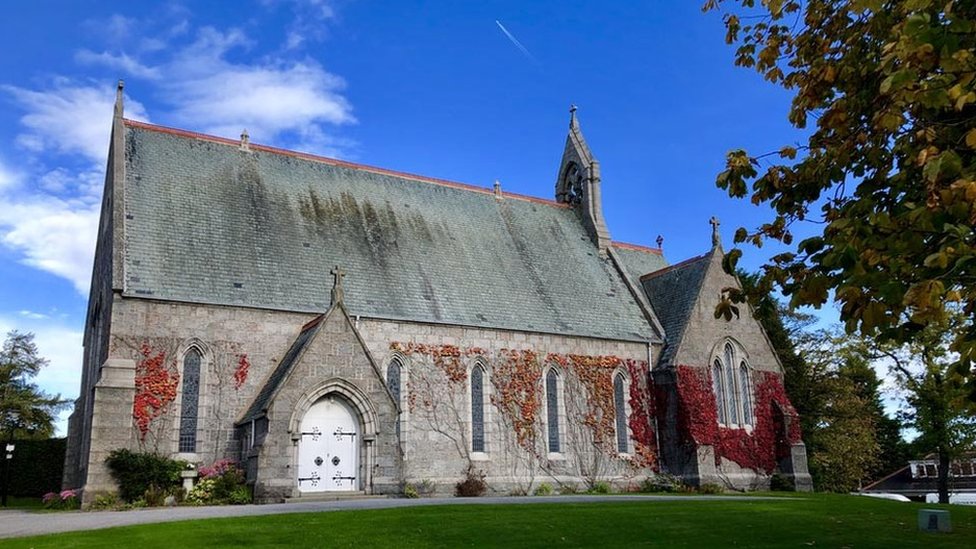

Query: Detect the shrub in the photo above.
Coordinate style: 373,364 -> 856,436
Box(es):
403,484 -> 419,499
42,489 -> 80,510
640,473 -> 682,493
455,469 -> 487,497
770,474 -> 795,492
186,459 -> 247,505
588,481 -> 611,495
416,479 -> 436,497
533,482 -> 554,496
558,484 -> 579,495
105,449 -> 185,502
90,491 -> 121,511
698,483 -> 724,495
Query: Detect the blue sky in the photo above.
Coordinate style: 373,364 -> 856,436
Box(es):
0,1 -> 839,434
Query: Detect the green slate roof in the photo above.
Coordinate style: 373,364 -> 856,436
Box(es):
122,121 -> 660,342
640,251 -> 713,367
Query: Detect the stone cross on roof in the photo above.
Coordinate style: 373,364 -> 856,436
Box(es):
709,216 -> 721,248
240,129 -> 250,152
331,265 -> 345,305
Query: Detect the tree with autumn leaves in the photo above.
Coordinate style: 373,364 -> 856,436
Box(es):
704,1 -> 976,401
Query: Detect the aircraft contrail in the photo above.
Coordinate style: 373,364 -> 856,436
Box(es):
495,20 -> 538,64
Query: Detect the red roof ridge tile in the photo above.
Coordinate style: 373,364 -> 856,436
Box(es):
611,241 -> 663,255
639,251 -> 711,282
123,119 -> 570,209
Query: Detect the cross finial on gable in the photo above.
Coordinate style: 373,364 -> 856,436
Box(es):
240,129 -> 250,152
656,234 -> 664,250
569,104 -> 578,129
709,216 -> 721,248
331,265 -> 345,305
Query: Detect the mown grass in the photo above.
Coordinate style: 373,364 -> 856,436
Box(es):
6,493 -> 975,548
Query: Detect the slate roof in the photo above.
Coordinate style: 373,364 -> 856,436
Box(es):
121,121 -> 659,342
640,251 -> 713,367
238,315 -> 324,423
612,243 -> 668,283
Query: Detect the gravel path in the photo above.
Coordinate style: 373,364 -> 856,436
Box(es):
0,494 -> 787,539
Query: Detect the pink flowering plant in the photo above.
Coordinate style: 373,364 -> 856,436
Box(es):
42,489 -> 80,510
186,458 -> 251,505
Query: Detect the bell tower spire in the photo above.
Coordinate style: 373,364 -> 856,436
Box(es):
554,105 -> 611,251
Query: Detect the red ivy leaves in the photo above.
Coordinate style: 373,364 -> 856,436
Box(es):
491,349 -> 542,452
625,359 -> 657,469
675,365 -> 801,473
233,354 -> 250,390
133,343 -> 180,440
391,342 -> 482,385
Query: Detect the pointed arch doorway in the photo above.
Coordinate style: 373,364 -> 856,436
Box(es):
297,396 -> 359,492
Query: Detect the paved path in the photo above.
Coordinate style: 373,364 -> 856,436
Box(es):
0,494 -> 786,539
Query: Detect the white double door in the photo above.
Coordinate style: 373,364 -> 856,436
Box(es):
297,397 -> 359,492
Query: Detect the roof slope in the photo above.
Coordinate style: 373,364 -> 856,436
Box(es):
640,251 -> 713,366
122,122 -> 657,342
612,243 -> 668,283
239,315 -> 323,423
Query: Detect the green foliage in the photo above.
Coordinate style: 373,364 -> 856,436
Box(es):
454,469 -> 487,497
0,331 -> 70,440
640,473 -> 682,493
587,481 -> 611,495
89,492 -> 122,511
770,474 -> 795,492
104,449 -> 184,502
403,484 -> 419,499
8,437 -> 65,497
705,1 -> 976,401
532,482 -> 553,496
697,483 -> 724,495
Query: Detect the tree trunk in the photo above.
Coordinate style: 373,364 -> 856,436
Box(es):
937,448 -> 950,504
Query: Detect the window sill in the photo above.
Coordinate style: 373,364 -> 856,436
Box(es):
470,452 -> 490,462
547,452 -> 566,461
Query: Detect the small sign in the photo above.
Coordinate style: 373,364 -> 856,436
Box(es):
918,509 -> 951,533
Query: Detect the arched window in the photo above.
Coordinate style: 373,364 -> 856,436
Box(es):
387,359 -> 402,438
739,362 -> 753,425
614,373 -> 628,453
546,369 -> 561,453
724,344 -> 739,424
712,359 -> 727,424
178,348 -> 202,453
471,365 -> 486,453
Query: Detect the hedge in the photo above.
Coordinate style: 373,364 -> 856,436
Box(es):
6,438 -> 66,497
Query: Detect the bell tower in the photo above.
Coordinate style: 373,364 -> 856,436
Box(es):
555,106 -> 611,251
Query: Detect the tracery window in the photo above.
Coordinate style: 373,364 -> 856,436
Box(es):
178,348 -> 202,453
387,358 -> 402,438
471,365 -> 486,453
712,340 -> 754,427
613,373 -> 628,453
739,362 -> 753,425
712,359 -> 727,424
546,369 -> 561,453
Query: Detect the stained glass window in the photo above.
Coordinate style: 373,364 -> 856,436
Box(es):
547,369 -> 561,453
471,365 -> 485,452
614,373 -> 628,453
178,348 -> 201,453
739,362 -> 753,425
713,360 -> 726,424
387,359 -> 402,438
724,344 -> 739,424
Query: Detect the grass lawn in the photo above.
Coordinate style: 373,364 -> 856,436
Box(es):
6,493 -> 976,548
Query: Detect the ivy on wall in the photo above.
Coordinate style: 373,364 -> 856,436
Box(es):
132,342 -> 180,440
233,354 -> 250,390
392,342 -> 658,470
675,365 -> 801,473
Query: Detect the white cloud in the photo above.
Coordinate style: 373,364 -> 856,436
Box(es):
75,49 -> 162,80
0,159 -> 18,192
19,310 -> 49,320
162,27 -> 355,143
0,315 -> 83,436
3,82 -> 150,163
0,194 -> 99,294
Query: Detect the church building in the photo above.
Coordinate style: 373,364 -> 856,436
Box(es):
63,83 -> 811,502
